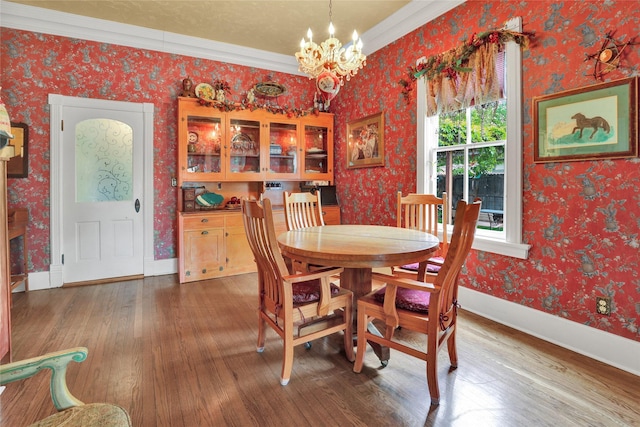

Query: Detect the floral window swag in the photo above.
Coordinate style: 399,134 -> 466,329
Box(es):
400,28 -> 532,116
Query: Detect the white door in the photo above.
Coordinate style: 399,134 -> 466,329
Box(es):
61,107 -> 144,283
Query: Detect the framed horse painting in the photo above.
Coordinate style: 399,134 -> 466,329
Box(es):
533,77 -> 638,163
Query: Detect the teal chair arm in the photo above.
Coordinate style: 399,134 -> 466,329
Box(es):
0,347 -> 88,410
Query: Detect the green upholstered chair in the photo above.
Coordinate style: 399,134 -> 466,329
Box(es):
0,347 -> 131,426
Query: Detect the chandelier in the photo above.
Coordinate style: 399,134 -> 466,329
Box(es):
295,0 -> 366,104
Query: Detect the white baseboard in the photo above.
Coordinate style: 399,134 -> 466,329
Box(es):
459,286 -> 640,376
23,258 -> 179,292
145,257 -> 177,277
23,271 -> 57,291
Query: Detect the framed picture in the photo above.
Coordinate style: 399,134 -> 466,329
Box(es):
347,111 -> 384,169
533,77 -> 638,163
0,122 -> 28,178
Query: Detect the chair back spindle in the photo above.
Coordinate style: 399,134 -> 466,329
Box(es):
393,192 -> 449,277
397,191 -> 448,257
284,191 -> 324,231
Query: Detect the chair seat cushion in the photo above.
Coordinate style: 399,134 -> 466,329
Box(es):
30,403 -> 131,427
292,280 -> 340,305
373,286 -> 431,313
400,256 -> 444,273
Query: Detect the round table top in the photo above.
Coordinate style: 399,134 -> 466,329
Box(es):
277,224 -> 440,269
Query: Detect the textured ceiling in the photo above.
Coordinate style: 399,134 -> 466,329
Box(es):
6,0 -> 412,55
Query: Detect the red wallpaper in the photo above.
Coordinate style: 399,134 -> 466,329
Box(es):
0,29 -> 315,265
331,0 -> 640,341
1,0 -> 639,341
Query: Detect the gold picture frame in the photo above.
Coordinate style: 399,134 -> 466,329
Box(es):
347,112 -> 384,169
533,77 -> 638,163
0,122 -> 28,178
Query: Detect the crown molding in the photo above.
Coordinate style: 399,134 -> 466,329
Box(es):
0,1 -> 301,75
363,0 -> 467,55
0,0 -> 465,75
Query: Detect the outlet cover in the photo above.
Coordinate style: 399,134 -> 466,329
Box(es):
596,296 -> 611,316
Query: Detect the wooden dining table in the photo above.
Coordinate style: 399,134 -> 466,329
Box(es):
277,224 -> 440,364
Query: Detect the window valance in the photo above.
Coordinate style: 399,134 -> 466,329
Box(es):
400,29 -> 532,116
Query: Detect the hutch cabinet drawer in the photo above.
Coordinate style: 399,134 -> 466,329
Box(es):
182,214 -> 224,230
223,212 -> 244,227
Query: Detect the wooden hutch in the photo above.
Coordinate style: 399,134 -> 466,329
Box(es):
176,97 -> 340,283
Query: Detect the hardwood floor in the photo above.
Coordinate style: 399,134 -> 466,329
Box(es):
2,273 -> 639,426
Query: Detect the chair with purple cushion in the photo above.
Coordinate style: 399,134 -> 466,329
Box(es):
392,191 -> 449,278
241,198 -> 354,385
353,199 -> 481,406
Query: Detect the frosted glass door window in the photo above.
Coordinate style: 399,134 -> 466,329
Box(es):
75,119 -> 133,202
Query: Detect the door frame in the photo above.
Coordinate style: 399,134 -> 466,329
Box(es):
48,94 -> 155,286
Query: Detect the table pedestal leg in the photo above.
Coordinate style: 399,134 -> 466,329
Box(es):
341,267 -> 390,365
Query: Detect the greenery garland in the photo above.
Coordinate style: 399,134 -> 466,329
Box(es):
399,29 -> 533,100
197,98 -> 321,118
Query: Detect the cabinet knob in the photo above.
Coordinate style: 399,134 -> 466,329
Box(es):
201,218 -> 208,223
201,230 -> 209,235
202,269 -> 207,274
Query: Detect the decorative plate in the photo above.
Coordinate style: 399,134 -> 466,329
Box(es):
188,131 -> 198,143
254,82 -> 286,98
230,132 -> 256,155
196,192 -> 224,207
232,132 -> 252,142
599,48 -> 613,63
195,83 -> 215,101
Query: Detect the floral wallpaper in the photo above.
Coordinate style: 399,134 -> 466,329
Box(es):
2,0 -> 640,342
1,29 -> 315,270
331,0 -> 640,342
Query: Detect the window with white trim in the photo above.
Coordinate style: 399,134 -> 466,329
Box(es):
417,18 -> 530,259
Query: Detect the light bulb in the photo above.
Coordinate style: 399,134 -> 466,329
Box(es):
329,22 -> 335,37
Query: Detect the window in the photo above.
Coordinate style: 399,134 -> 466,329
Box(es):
417,18 -> 530,259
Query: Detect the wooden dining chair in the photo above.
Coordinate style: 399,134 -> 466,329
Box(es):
353,199 -> 481,406
0,347 -> 132,426
283,190 -> 325,230
283,190 -> 329,273
392,191 -> 449,278
241,198 -> 354,385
